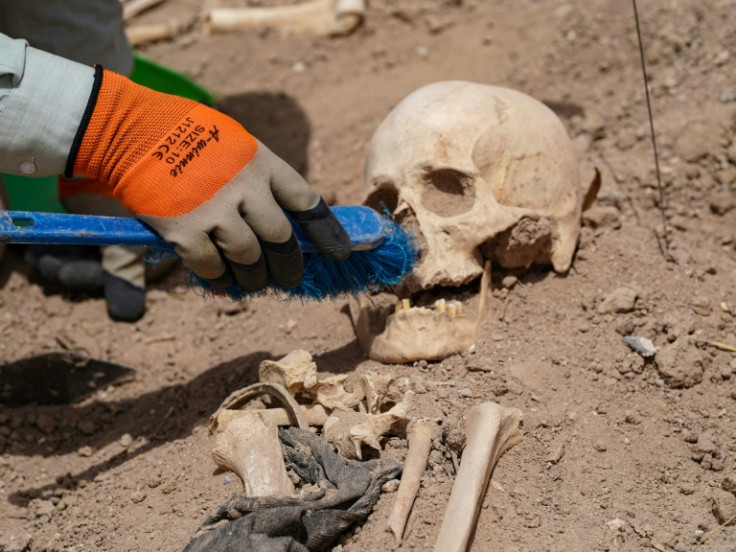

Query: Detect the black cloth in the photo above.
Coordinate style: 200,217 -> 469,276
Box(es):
184,427 -> 401,552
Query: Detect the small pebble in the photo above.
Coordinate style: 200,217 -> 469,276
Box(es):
77,446 -> 94,457
624,410 -> 641,425
382,479 -> 400,493
598,287 -> 637,314
607,518 -> 626,531
691,296 -> 712,316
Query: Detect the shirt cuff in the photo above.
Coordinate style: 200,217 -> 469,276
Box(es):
0,35 -> 94,177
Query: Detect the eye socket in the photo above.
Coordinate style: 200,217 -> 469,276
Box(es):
420,168 -> 476,216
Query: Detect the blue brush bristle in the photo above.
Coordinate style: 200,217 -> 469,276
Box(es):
188,216 -> 417,301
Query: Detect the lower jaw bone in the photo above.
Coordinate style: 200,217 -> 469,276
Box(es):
350,261 -> 491,364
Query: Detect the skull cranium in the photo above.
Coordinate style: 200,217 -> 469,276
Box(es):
351,81 -> 595,363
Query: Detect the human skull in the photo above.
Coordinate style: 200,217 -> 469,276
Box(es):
351,81 -> 594,363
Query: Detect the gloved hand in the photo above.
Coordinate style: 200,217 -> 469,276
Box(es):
66,67 -> 351,292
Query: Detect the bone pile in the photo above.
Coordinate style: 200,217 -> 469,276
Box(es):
208,349 -> 412,462
207,349 -> 524,551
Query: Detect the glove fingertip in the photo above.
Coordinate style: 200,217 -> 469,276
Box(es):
288,198 -> 351,261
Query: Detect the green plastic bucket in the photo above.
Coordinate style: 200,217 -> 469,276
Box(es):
2,54 -> 215,213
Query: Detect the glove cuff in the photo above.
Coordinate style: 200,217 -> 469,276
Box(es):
65,65 -> 104,179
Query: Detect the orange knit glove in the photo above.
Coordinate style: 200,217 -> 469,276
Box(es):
66,67 -> 350,291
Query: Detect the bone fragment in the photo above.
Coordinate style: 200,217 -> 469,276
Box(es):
258,350 -> 362,411
433,402 -> 523,552
361,371 -> 395,414
207,0 -> 366,38
259,349 -> 318,394
212,412 -> 295,497
209,382 -> 309,433
123,0 -> 168,20
323,392 -> 412,460
214,403 -> 330,431
126,21 -> 185,46
309,373 -> 364,411
386,418 -> 437,541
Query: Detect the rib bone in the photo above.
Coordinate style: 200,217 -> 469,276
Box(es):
207,0 -> 366,38
386,418 -> 437,540
208,382 -> 309,433
213,404 -> 330,431
433,402 -> 523,552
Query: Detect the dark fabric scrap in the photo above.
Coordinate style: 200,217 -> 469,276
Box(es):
184,427 -> 402,552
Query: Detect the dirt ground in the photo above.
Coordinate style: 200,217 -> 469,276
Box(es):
2,0 -> 736,550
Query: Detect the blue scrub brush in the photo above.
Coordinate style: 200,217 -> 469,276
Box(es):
0,207 -> 416,301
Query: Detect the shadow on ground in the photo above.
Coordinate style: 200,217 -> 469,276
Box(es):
3,337 -> 365,507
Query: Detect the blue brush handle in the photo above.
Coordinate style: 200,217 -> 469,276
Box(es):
0,206 -> 386,253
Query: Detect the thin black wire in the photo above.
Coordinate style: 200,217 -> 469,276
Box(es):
632,0 -> 670,254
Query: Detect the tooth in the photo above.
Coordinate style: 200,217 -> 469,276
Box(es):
435,299 -> 447,313
402,298 -> 411,310
446,303 -> 457,318
454,302 -> 465,317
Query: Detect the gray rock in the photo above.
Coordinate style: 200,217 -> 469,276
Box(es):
622,336 -> 657,358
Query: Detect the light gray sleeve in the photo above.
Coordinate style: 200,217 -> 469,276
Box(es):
0,33 -> 94,177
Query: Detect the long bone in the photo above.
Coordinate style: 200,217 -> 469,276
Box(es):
386,418 -> 437,540
207,0 -> 366,38
433,402 -> 523,552
212,412 -> 296,497
123,0 -> 168,20
126,21 -> 185,46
